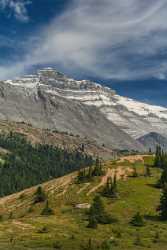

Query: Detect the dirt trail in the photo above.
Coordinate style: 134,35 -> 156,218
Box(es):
56,178 -> 73,197
77,183 -> 90,194
0,172 -> 77,210
118,154 -> 150,163
87,167 -> 133,196
0,154 -> 147,211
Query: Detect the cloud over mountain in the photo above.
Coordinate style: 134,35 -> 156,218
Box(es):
0,0 -> 167,80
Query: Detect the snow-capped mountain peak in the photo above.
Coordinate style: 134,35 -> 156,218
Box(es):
2,67 -> 167,139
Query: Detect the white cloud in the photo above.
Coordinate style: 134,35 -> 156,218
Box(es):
0,0 -> 31,22
1,0 -> 167,80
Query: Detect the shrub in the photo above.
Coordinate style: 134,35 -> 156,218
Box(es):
101,238 -> 118,249
153,231 -> 160,243
53,241 -> 62,249
130,212 -> 144,227
37,226 -> 49,233
41,200 -> 54,216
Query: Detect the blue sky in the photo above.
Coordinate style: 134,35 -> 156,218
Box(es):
0,0 -> 167,106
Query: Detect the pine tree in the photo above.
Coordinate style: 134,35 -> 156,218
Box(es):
130,212 -> 144,227
87,215 -> 98,229
92,157 -> 104,176
159,184 -> 167,220
41,200 -> 54,216
154,145 -> 165,168
34,186 -> 46,203
132,167 -> 138,178
102,176 -> 117,198
88,195 -> 111,225
145,165 -> 151,177
157,166 -> 167,188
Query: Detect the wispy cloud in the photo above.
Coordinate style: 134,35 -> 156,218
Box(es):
0,0 -> 31,22
1,0 -> 167,80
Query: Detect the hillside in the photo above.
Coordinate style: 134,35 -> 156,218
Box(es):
0,120 -> 114,159
0,154 -> 165,250
0,131 -> 95,197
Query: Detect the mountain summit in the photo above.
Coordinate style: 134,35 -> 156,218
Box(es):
1,68 -> 167,150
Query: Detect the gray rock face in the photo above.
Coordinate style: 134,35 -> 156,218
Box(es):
1,67 -> 166,151
0,68 -> 145,151
138,132 -> 167,152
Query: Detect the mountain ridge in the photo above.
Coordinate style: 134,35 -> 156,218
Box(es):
0,68 -> 145,151
138,132 -> 167,152
1,67 -> 167,151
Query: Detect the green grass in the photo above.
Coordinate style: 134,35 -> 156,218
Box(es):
143,155 -> 155,166
0,156 -> 166,250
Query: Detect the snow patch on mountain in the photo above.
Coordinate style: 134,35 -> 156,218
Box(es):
3,67 -> 167,139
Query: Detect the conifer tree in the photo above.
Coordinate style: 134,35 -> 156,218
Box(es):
130,212 -> 144,227
34,186 -> 46,203
91,157 -> 104,177
87,215 -> 98,229
159,184 -> 167,220
145,165 -> 151,177
154,145 -> 167,168
88,195 -> 111,225
102,176 -> 117,198
157,166 -> 167,188
132,167 -> 138,178
41,200 -> 54,216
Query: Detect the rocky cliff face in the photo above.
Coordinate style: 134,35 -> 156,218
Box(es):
1,67 -> 166,151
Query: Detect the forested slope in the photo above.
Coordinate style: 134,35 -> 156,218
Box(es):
0,132 -> 93,197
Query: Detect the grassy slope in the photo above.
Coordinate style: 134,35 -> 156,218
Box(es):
0,155 -> 165,250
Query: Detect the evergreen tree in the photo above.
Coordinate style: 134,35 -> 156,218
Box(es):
159,184 -> 167,220
34,186 -> 46,203
88,195 -> 111,225
76,169 -> 86,183
87,215 -> 98,229
157,166 -> 167,188
154,145 -> 167,168
41,200 -> 54,215
145,165 -> 151,177
132,167 -> 138,177
102,176 -> 118,198
154,145 -> 162,167
130,212 -> 144,227
92,157 -> 104,176
76,157 -> 105,184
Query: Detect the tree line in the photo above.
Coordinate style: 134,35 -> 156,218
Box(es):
154,145 -> 167,220
0,132 -> 93,197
